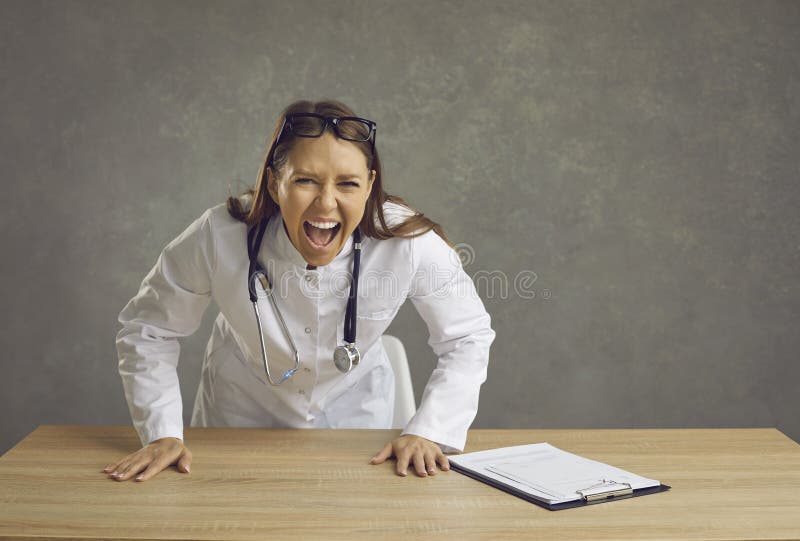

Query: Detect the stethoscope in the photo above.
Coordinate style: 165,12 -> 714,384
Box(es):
247,215 -> 362,385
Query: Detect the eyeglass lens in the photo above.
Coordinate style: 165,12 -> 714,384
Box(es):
289,115 -> 372,142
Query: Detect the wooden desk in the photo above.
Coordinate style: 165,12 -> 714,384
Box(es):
1,426 -> 798,540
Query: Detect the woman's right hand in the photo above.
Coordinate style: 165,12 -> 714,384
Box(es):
101,437 -> 192,482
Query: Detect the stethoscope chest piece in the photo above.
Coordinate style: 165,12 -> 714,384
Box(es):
333,343 -> 361,373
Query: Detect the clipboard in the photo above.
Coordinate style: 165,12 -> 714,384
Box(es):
448,443 -> 671,511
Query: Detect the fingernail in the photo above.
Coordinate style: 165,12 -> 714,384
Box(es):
110,471 -> 119,477
185,465 -> 190,473
135,475 -> 143,481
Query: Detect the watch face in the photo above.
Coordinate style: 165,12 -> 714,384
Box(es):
333,346 -> 352,373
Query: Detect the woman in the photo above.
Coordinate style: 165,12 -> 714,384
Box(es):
104,99 -> 495,482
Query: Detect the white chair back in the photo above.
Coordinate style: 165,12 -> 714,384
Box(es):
381,335 -> 416,429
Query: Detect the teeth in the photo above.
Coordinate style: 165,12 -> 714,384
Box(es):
307,220 -> 339,229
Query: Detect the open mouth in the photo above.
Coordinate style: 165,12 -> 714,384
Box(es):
303,220 -> 342,249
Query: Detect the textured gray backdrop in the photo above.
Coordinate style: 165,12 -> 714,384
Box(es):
1,0 -> 798,456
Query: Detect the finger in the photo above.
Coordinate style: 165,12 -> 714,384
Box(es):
436,452 -> 450,472
133,450 -> 177,482
412,452 -> 428,477
107,449 -> 142,478
112,460 -> 144,481
396,450 -> 410,477
115,448 -> 160,481
134,457 -> 169,482
424,452 -> 438,475
102,462 -> 120,473
370,442 -> 393,465
136,445 -> 190,481
108,459 -> 131,479
177,448 -> 192,473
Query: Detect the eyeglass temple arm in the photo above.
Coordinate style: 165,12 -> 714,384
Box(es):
369,125 -> 377,169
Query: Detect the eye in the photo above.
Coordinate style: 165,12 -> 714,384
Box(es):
294,177 -> 316,184
339,181 -> 360,187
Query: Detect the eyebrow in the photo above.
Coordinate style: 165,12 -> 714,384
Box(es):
293,170 -> 361,181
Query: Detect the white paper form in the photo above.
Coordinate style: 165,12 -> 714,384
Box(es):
449,443 -> 661,504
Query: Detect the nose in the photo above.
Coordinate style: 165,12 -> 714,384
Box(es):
316,183 -> 337,212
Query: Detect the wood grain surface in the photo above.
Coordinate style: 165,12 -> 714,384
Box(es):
1,426 -> 799,540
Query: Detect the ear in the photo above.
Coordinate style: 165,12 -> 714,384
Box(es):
366,169 -> 376,197
266,167 -> 280,206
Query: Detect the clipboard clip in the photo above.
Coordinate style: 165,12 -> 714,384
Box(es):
576,479 -> 634,502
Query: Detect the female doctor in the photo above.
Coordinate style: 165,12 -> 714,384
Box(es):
104,99 -> 495,482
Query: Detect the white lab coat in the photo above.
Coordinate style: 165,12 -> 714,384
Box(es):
116,197 -> 495,453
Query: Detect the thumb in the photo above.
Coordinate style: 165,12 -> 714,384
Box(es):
177,449 -> 192,473
370,442 -> 393,464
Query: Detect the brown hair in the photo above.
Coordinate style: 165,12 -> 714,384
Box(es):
226,99 -> 450,245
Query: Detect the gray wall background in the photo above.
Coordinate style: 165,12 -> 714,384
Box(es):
1,0 -> 798,456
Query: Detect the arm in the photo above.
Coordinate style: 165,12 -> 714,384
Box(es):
401,230 -> 496,453
115,208 -> 217,448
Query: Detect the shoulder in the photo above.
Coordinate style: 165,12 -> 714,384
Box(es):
206,196 -> 251,236
411,227 -> 458,271
163,199 -> 247,258
211,193 -> 251,224
374,199 -> 418,230
368,200 -> 456,265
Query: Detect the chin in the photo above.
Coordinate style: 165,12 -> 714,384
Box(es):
299,238 -> 341,267
304,253 -> 335,267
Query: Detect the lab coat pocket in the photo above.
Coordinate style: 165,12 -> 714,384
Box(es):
358,306 -> 399,320
209,332 -> 258,386
230,339 -> 270,387
356,287 -> 403,322
336,301 -> 400,356
209,314 -> 270,389
203,333 -> 284,427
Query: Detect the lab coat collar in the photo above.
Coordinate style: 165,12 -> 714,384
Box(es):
267,210 -> 354,271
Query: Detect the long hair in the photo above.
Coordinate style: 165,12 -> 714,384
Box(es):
226,99 -> 450,245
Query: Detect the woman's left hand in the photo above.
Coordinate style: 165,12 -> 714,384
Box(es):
370,434 -> 450,477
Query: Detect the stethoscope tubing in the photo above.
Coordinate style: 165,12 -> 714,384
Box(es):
252,297 -> 299,385
246,215 -> 361,384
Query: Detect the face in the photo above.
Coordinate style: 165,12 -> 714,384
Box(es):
267,132 -> 375,266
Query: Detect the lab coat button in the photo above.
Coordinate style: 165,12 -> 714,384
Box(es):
304,367 -> 311,373
298,389 -> 306,395
304,327 -> 311,334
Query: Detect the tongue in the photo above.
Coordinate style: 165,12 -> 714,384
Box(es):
307,223 -> 336,245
